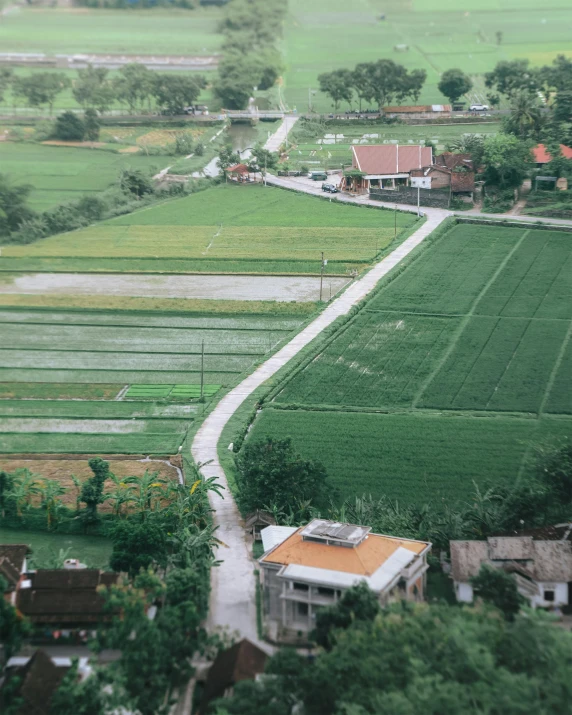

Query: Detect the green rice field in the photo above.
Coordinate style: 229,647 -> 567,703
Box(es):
247,222 -> 572,505
0,308 -> 305,454
0,142 -> 170,211
1,184 -> 417,275
0,527 -> 112,569
284,0 -> 572,112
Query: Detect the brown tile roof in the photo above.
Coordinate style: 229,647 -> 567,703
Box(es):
0,544 -> 29,569
17,569 -> 119,624
352,145 -> 432,175
13,650 -> 68,715
435,152 -> 473,170
198,639 -> 268,715
261,529 -> 427,577
227,163 -> 250,174
451,171 -> 475,192
451,537 -> 572,583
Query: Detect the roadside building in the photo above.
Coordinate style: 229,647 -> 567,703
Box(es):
532,143 -> 572,166
198,639 -> 269,714
245,510 -> 276,542
17,568 -> 119,629
450,527 -> 572,608
342,144 -> 433,193
258,519 -> 431,642
0,544 -> 30,606
226,163 -> 253,183
410,158 -> 475,201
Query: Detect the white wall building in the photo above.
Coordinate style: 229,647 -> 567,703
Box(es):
450,530 -> 572,608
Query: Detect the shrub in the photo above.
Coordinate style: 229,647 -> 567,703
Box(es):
54,111 -> 85,141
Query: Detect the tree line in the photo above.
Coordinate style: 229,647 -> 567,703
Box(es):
0,64 -> 206,116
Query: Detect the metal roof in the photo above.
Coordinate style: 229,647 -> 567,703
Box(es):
261,526 -> 298,554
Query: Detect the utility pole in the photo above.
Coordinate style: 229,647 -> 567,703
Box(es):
319,251 -> 325,302
200,340 -> 205,402
417,185 -> 420,217
394,204 -> 397,238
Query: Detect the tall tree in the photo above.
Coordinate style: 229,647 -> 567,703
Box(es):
0,173 -> 35,238
54,111 -> 85,141
438,68 -> 473,104
113,63 -> 154,113
504,91 -> 544,139
352,63 -> 372,112
73,65 -> 116,113
0,67 -> 12,104
318,69 -> 354,111
484,59 -> 540,99
80,457 -> 111,524
361,59 -> 426,110
83,108 -> 100,141
152,73 -> 204,114
482,133 -> 532,189
12,72 -> 70,115
236,436 -> 329,513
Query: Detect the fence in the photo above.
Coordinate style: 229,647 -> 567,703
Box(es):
369,186 -> 451,209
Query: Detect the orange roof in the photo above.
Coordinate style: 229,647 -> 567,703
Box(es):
227,163 -> 250,174
260,530 -> 427,577
532,144 -> 572,164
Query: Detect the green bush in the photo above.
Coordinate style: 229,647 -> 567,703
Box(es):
54,111 -> 85,141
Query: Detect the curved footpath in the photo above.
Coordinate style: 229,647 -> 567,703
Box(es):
191,198 -> 449,642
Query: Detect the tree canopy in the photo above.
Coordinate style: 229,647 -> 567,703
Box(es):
438,68 -> 472,104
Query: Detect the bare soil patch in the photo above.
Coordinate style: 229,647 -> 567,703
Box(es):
0,456 -> 179,513
42,140 -> 106,149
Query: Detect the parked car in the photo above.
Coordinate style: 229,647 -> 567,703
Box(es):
309,171 -> 328,181
469,103 -> 489,112
322,183 -> 338,193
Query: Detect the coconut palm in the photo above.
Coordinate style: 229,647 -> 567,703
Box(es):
505,91 -> 544,140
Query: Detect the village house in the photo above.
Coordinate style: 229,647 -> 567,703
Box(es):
244,509 -> 276,541
16,568 -> 119,628
410,152 -> 475,200
342,144 -> 433,193
258,519 -> 431,642
531,143 -> 572,167
450,525 -> 572,608
0,544 -> 30,606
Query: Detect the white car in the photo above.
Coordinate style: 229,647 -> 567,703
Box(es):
469,103 -> 489,112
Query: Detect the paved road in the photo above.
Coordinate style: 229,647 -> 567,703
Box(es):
191,204 -> 448,641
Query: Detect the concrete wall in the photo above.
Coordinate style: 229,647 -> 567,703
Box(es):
369,186 -> 451,209
531,582 -> 568,608
455,582 -> 474,603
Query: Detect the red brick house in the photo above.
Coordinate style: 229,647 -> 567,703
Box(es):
343,144 -> 433,192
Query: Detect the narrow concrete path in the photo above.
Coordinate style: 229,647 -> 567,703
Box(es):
264,116 -> 299,152
191,206 -> 448,641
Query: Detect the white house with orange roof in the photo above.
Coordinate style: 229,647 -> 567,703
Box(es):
258,519 -> 431,642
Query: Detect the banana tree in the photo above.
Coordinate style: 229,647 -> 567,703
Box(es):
124,470 -> 168,519
39,479 -> 67,530
103,474 -> 137,518
8,469 -> 40,518
70,474 -> 83,513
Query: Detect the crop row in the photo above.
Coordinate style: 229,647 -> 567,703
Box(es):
124,384 -> 220,399
0,432 -> 184,455
276,312 -> 458,409
0,310 -> 304,333
0,400 -> 197,419
1,325 -> 281,355
0,369 -> 236,385
0,417 -> 188,435
420,317 -> 568,413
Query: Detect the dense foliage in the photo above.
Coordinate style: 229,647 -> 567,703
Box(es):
218,598 -> 572,715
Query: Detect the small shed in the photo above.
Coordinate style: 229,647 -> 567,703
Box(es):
198,639 -> 269,714
245,510 -> 276,541
226,163 -> 252,183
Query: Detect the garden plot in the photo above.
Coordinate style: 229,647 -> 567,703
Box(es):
0,273 -> 350,303
0,400 -> 197,419
252,222 -> 572,505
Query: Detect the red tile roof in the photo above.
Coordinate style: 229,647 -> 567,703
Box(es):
532,144 -> 572,164
352,145 -> 433,175
227,163 -> 250,174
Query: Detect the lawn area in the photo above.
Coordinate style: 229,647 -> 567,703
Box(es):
0,7 -> 222,56
0,142 -> 170,211
0,527 -> 111,569
2,184 -> 418,274
284,0 -> 572,112
0,307 -> 307,454
247,221 -> 572,505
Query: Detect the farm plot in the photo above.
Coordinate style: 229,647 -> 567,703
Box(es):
0,142 -> 171,211
0,184 -> 416,275
0,306 -> 305,454
255,222 -> 572,505
283,0 -> 572,112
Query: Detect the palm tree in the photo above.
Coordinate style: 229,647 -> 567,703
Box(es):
38,479 -> 67,530
506,91 -> 543,140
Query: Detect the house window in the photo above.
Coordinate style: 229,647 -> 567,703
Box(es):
544,590 -> 555,602
297,602 -> 309,617
317,586 -> 335,597
293,582 -> 309,592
